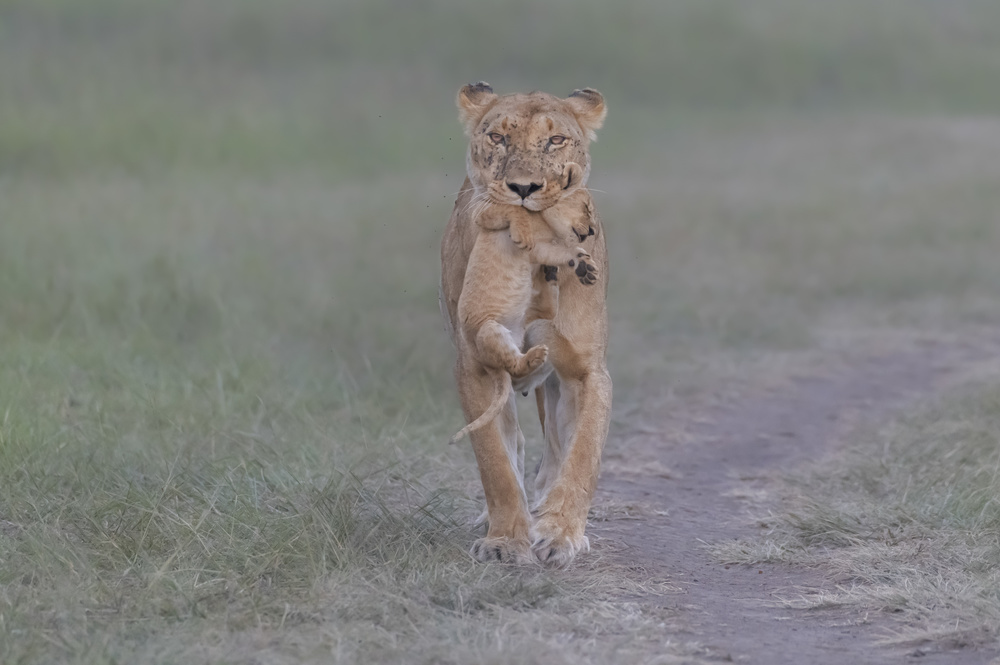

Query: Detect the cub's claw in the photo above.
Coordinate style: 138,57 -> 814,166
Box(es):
508,219 -> 535,251
510,233 -> 535,251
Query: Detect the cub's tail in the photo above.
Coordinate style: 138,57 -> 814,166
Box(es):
449,369 -> 510,444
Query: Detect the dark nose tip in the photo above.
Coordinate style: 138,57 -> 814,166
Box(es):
507,182 -> 543,199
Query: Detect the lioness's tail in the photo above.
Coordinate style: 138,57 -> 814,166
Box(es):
449,369 -> 510,444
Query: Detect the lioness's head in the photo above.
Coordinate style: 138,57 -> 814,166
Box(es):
457,82 -> 606,212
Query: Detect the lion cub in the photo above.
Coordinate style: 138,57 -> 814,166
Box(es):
450,189 -> 597,444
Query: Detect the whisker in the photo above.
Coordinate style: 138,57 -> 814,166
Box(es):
472,198 -> 494,222
463,197 -> 483,219
471,200 -> 487,221
460,191 -> 489,216
466,199 -> 490,219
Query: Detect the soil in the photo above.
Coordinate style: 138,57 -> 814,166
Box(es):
592,338 -> 1000,664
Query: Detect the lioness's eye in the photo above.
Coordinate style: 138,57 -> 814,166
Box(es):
549,135 -> 567,145
488,133 -> 505,145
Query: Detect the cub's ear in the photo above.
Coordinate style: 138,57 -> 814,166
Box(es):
457,82 -> 498,136
565,88 -> 606,141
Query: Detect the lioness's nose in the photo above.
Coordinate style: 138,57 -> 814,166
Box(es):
507,182 -> 543,200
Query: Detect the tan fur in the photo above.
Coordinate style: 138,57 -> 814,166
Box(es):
449,190 -> 598,446
440,83 -> 611,567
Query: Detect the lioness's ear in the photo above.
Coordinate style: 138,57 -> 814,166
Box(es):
565,88 -> 606,141
457,82 -> 498,136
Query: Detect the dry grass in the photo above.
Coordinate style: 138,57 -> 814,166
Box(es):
714,374 -> 1000,648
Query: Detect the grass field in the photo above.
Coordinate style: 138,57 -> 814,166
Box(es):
3,0 -> 1000,662
714,369 -> 1000,648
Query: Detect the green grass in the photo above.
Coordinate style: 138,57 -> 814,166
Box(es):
3,0 -> 1000,661
713,376 -> 1000,647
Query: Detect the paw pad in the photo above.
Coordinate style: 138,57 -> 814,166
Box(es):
575,259 -> 598,286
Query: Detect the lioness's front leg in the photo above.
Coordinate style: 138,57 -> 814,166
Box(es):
522,289 -> 611,568
455,353 -> 534,563
531,367 -> 611,568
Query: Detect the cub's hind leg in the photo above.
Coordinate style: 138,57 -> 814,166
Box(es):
474,321 -> 548,378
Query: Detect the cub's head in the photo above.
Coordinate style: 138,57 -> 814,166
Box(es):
457,82 -> 606,212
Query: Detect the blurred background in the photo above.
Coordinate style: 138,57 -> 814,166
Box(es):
3,1 -> 1000,661
5,0 -> 1000,402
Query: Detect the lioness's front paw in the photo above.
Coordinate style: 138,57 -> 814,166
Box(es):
470,536 -> 534,565
567,251 -> 598,286
530,517 -> 590,569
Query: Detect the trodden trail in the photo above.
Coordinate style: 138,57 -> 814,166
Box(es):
591,338 -> 1000,664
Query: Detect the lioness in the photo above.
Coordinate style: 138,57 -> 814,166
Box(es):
440,83 -> 611,567
449,188 -> 599,445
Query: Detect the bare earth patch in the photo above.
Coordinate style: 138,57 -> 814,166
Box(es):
591,337 -> 1000,663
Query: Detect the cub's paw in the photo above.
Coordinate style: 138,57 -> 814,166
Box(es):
567,251 -> 599,286
508,222 -> 535,251
571,197 -> 596,241
523,344 -> 548,370
470,536 -> 534,565
512,344 -> 548,378
530,517 -> 590,569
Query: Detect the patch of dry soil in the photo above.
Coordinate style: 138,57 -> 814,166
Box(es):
593,339 -> 1000,664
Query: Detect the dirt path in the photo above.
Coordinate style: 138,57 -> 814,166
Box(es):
593,340 -> 1000,664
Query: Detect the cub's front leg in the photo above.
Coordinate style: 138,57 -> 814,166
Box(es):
528,244 -> 599,287
475,203 -> 536,248
541,189 -> 594,244
566,194 -> 596,242
506,208 -> 535,251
